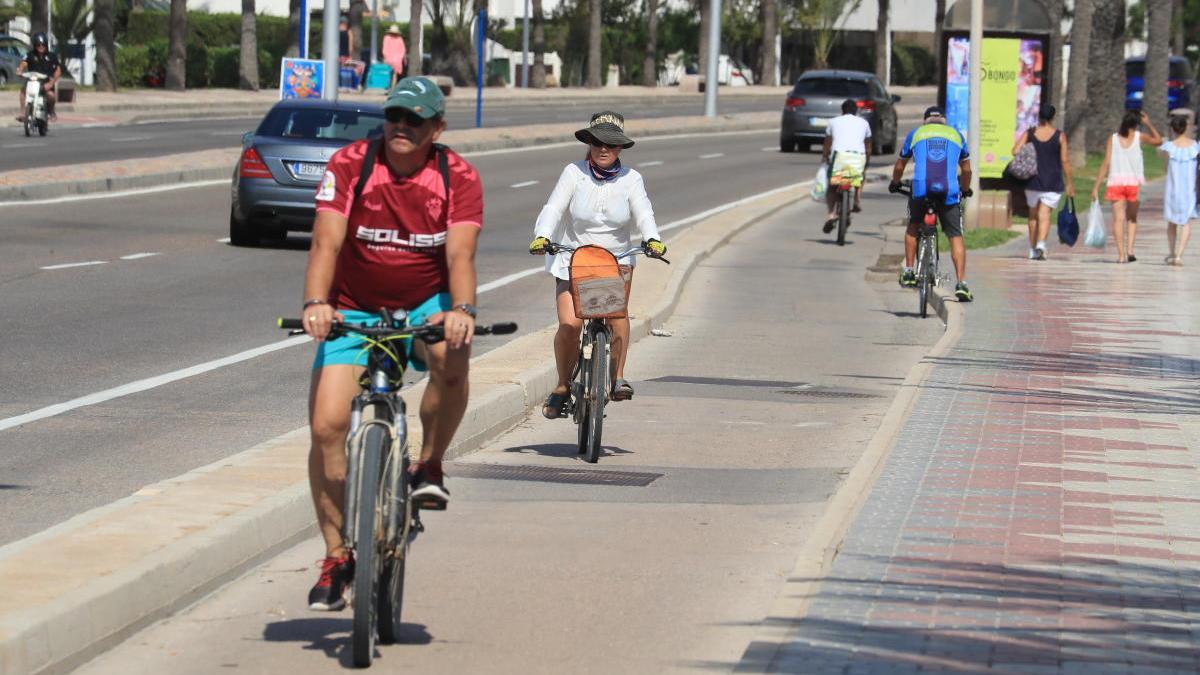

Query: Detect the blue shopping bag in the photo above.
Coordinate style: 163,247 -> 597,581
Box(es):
1057,197 -> 1079,246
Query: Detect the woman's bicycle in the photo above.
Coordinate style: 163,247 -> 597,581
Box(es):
542,242 -> 668,463
279,311 -> 516,668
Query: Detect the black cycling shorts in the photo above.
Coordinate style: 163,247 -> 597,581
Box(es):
908,198 -> 963,238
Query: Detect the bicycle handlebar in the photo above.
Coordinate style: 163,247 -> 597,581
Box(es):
542,242 -> 671,264
278,317 -> 518,342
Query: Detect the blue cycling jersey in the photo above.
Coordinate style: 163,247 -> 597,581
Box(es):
899,123 -> 971,206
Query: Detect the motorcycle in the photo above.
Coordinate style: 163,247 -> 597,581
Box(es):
21,72 -> 49,137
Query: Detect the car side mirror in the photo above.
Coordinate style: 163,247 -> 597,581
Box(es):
891,94 -> 902,103
241,131 -> 253,146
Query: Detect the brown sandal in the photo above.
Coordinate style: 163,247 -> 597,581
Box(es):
542,391 -> 569,419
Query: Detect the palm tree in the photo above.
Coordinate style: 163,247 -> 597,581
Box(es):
874,0 -> 888,83
30,0 -> 47,34
1172,0 -> 1184,54
531,0 -> 545,86
933,0 -> 945,71
759,0 -> 776,86
698,0 -> 709,79
94,0 -> 116,91
1065,0 -> 1092,165
642,0 -> 659,87
586,0 -> 601,87
240,0 -> 259,89
287,0 -> 300,57
1143,0 -> 1172,127
1086,0 -> 1125,154
166,0 -> 187,90
408,0 -> 422,75
349,0 -> 366,61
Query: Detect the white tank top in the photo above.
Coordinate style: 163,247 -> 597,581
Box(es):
1108,132 -> 1144,186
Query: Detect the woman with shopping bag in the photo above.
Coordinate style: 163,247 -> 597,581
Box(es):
527,111 -> 667,419
1092,110 -> 1163,262
1012,104 -> 1074,260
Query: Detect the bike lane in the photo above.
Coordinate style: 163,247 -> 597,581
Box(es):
73,188 -> 943,673
760,186 -> 1200,672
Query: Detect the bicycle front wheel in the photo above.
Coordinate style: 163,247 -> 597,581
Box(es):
351,419 -> 388,667
576,344 -> 591,455
584,330 -> 608,464
837,189 -> 850,246
24,103 -> 33,137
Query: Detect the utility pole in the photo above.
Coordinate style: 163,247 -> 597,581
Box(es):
967,0 -> 982,228
703,0 -> 719,117
322,0 -> 338,99
521,0 -> 530,87
370,0 -> 378,67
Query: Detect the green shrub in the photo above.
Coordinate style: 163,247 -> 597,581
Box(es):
116,43 -> 152,87
892,43 -> 935,86
208,45 -> 239,87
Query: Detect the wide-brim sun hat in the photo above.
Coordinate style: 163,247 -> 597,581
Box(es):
387,24 -> 401,35
575,111 -> 635,149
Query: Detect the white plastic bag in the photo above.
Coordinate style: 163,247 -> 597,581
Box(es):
1083,202 -> 1107,248
810,163 -> 828,201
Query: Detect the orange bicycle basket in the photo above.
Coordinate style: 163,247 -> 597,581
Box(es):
568,245 -> 631,319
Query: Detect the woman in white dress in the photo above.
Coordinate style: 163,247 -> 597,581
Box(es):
528,112 -> 667,419
1160,115 -> 1199,266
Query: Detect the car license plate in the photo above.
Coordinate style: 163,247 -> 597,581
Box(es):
809,117 -> 828,128
290,161 -> 326,178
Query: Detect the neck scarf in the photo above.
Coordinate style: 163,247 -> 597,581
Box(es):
587,156 -> 622,182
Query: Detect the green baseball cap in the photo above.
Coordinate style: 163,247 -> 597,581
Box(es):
384,77 -> 445,119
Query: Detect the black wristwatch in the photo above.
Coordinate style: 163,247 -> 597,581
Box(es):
454,303 -> 477,318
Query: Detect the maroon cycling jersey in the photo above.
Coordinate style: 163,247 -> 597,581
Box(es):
315,140 -> 483,312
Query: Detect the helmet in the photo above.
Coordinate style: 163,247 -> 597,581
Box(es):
31,32 -> 48,48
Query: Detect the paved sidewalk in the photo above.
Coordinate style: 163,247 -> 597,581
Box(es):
763,186 -> 1200,672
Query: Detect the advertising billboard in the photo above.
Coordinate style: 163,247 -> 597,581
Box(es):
279,58 -> 326,100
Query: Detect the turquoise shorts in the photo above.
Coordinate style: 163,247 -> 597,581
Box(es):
312,292 -> 452,372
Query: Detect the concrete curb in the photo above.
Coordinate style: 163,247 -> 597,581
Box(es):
0,181 -> 809,675
0,114 -> 777,203
735,250 -> 965,672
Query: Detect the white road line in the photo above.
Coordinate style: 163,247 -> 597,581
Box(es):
0,181 -> 808,432
699,153 -> 725,159
0,180 -> 228,208
111,136 -> 154,143
0,336 -> 312,432
217,237 -> 232,243
119,252 -> 160,260
210,130 -> 250,136
761,147 -> 777,152
637,160 -> 664,167
39,260 -> 107,270
510,180 -> 540,189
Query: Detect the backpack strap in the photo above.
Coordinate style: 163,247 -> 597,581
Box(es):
352,138 -> 381,207
433,142 -> 451,223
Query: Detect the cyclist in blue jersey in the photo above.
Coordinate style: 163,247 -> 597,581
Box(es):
889,106 -> 975,302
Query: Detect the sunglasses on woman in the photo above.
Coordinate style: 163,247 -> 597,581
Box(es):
385,108 -> 431,127
589,140 -> 621,150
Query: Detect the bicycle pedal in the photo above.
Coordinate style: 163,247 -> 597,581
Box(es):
415,498 -> 447,512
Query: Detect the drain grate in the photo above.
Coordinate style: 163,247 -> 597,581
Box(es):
450,463 -> 662,487
778,389 -> 882,399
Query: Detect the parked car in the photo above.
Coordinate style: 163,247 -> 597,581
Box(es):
0,35 -> 29,86
779,70 -> 900,154
1125,55 -> 1195,111
230,98 -> 385,246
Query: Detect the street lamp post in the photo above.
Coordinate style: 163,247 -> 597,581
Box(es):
322,0 -> 339,99
967,0 -> 982,228
703,0 -> 719,117
370,0 -> 379,67
521,0 -> 530,87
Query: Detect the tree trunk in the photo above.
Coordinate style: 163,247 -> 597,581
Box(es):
1037,0 -> 1065,112
698,0 -> 709,80
531,0 -> 545,86
642,0 -> 659,86
1065,0 -> 1092,165
166,0 -> 188,90
30,0 -> 47,34
131,0 -> 145,12
933,0 -> 945,72
349,0 -> 366,61
408,0 -> 422,75
874,0 -> 888,84
759,0 -> 776,87
286,0 -> 300,57
239,0 -> 259,89
1144,0 -> 1171,124
1172,0 -> 1184,55
586,0 -> 601,87
94,0 -> 117,91
1085,0 -> 1123,155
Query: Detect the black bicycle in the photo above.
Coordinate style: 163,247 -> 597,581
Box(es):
543,242 -> 668,463
894,181 -> 964,319
279,312 -> 516,667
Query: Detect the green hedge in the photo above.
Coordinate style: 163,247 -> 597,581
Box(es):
891,42 -> 935,86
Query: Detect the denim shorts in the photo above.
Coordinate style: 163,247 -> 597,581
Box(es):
312,292 -> 452,371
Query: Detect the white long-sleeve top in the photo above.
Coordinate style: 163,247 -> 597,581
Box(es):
533,160 -> 661,280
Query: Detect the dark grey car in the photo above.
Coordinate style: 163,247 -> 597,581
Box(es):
0,35 -> 29,86
230,98 -> 385,246
780,70 -> 900,154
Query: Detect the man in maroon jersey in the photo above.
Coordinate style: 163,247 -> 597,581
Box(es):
299,77 -> 483,611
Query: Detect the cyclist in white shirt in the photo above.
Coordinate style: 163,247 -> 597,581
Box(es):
820,99 -> 872,233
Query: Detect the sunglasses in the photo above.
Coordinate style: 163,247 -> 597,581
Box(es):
589,140 -> 622,150
385,109 -> 431,127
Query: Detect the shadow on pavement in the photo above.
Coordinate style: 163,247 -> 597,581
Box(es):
500,442 -> 633,460
262,618 -> 433,668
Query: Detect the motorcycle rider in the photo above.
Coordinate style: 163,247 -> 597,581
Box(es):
15,33 -> 62,123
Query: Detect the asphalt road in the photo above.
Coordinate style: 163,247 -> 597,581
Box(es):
74,189 -> 942,675
2,127 -> 893,545
0,96 -> 783,172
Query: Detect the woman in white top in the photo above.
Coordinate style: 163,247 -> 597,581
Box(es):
1093,110 -> 1163,263
528,111 -> 666,419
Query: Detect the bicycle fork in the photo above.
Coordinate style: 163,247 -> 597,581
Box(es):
343,397 -> 410,554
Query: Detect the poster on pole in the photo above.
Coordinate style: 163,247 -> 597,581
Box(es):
279,58 -> 325,100
941,34 -> 1046,179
